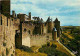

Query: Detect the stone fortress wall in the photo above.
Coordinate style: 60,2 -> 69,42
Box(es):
22,22 -> 35,47
21,18 -> 55,47
0,13 -> 60,56
17,14 -> 60,47
21,22 -> 52,47
30,33 -> 52,47
0,15 -> 16,56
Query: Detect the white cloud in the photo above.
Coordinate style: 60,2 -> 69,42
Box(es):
11,0 -> 80,26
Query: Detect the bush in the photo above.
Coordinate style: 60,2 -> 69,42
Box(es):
51,44 -> 57,48
47,42 -> 50,46
20,45 -> 33,52
42,44 -> 47,48
39,44 -> 68,56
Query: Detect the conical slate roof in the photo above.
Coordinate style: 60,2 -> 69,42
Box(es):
55,18 -> 58,21
47,16 -> 52,22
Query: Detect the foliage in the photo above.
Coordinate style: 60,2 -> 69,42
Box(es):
67,34 -> 80,55
72,28 -> 80,33
61,27 -> 80,55
42,44 -> 47,48
51,43 -> 57,48
15,49 -> 47,56
39,43 -> 68,56
20,45 -> 33,53
47,42 -> 50,47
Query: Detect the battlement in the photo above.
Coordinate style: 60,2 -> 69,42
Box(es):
0,14 -> 14,26
30,33 -> 52,47
22,22 -> 35,27
30,34 -> 46,38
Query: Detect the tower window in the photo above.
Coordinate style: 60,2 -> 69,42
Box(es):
7,18 -> 8,26
0,16 -> 2,25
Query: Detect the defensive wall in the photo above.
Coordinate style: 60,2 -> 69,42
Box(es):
0,15 -> 15,56
30,33 -> 52,47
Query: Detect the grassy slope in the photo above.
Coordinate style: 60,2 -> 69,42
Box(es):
15,49 -> 47,56
50,40 -> 75,56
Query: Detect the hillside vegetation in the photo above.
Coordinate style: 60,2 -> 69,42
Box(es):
15,43 -> 68,56
60,26 -> 80,56
15,49 -> 47,56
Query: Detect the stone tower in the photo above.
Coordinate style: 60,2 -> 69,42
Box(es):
40,18 -> 44,34
54,18 -> 60,37
52,28 -> 57,40
33,18 -> 44,35
28,12 -> 31,20
17,14 -> 26,22
12,10 -> 16,18
0,0 -> 10,18
38,23 -> 44,35
47,16 -> 53,33
15,22 -> 22,48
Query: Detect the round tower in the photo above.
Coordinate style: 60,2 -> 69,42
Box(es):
52,28 -> 57,40
12,10 -> 16,18
46,16 -> 53,33
28,12 -> 31,20
54,18 -> 60,37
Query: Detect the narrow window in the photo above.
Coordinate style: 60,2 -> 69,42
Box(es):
0,16 -> 1,25
7,18 -> 8,26
1,16 -> 2,25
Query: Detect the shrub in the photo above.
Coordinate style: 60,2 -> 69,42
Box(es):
42,44 -> 47,48
39,44 -> 68,56
47,42 -> 50,46
51,44 -> 57,48
20,45 -> 33,52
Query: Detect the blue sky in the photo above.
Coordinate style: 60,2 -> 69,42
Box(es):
11,0 -> 80,26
